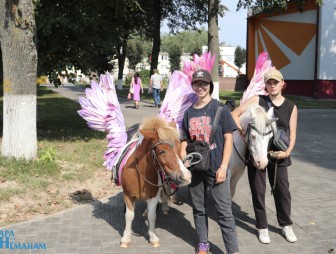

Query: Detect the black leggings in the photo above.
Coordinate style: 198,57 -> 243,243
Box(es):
247,163 -> 293,229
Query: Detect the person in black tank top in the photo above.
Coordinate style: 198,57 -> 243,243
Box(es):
231,69 -> 298,244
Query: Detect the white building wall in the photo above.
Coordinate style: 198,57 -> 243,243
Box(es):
202,45 -> 245,77
113,45 -> 247,81
317,0 -> 336,80
157,52 -> 170,77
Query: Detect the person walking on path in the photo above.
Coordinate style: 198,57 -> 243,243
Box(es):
149,69 -> 163,108
130,72 -> 143,109
231,69 -> 298,244
180,69 -> 239,254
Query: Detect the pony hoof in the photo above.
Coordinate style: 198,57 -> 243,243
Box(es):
162,209 -> 169,215
150,241 -> 160,247
170,196 -> 178,203
120,241 -> 131,248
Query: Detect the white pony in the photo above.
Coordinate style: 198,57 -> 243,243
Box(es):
230,104 -> 277,197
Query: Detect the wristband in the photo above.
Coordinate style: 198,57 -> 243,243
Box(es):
220,164 -> 227,170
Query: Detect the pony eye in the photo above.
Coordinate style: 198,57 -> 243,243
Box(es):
158,150 -> 165,155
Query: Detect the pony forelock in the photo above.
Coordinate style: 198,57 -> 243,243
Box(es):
251,105 -> 268,134
140,116 -> 179,142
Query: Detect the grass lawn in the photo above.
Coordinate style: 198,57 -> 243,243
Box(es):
0,86 -> 113,226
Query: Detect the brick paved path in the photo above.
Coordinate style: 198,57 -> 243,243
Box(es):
1,85 -> 335,254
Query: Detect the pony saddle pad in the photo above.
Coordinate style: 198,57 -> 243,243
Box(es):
273,129 -> 290,151
112,139 -> 137,186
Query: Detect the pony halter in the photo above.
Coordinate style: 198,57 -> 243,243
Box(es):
151,141 -> 180,186
134,141 -> 178,188
236,122 -> 274,165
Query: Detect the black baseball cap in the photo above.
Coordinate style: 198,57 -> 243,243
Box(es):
191,69 -> 212,83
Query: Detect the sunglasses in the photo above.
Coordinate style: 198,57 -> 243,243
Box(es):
192,82 -> 210,88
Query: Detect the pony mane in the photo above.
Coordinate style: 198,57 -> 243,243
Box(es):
140,116 -> 179,142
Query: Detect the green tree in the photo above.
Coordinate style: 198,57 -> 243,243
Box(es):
168,45 -> 182,72
234,46 -> 246,70
161,29 -> 208,54
0,0 -> 37,159
237,0 -> 323,14
127,38 -> 145,71
139,0 -> 213,75
36,0 -> 142,83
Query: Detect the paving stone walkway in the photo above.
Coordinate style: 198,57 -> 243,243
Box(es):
1,85 -> 335,253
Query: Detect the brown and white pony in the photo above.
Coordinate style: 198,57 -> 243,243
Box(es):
120,116 -> 191,248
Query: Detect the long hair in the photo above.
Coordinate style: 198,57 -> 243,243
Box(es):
134,72 -> 139,84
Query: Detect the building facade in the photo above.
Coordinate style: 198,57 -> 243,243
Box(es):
202,45 -> 246,78
246,0 -> 336,99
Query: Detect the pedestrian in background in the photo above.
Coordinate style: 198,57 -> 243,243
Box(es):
149,69 -> 163,108
231,69 -> 298,244
130,72 -> 143,109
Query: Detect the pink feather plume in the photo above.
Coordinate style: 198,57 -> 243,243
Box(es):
78,72 -> 127,170
240,51 -> 274,104
159,51 -> 215,127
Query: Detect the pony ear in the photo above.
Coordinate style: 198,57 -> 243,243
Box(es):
168,120 -> 177,129
267,107 -> 274,118
266,107 -> 278,125
139,129 -> 159,142
266,118 -> 277,125
248,106 -> 256,119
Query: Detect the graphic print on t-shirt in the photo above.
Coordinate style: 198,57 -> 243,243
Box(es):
189,116 -> 212,143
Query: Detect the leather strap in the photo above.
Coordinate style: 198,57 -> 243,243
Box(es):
210,105 -> 223,144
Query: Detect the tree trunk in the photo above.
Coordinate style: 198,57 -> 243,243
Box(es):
0,0 -> 37,160
208,0 -> 220,100
117,42 -> 127,90
0,46 -> 3,87
150,0 -> 161,75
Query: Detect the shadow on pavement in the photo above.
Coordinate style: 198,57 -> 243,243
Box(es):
90,191 -> 201,249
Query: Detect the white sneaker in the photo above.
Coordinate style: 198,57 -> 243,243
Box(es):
282,226 -> 297,243
258,228 -> 270,244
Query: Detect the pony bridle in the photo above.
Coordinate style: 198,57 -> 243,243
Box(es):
246,122 -> 273,138
134,140 -> 179,188
243,122 -> 273,164
151,141 -> 181,186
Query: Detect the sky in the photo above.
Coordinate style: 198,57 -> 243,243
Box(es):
218,1 -> 248,47
162,1 -> 248,48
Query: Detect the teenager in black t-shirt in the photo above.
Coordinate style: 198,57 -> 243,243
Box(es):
180,69 -> 239,254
